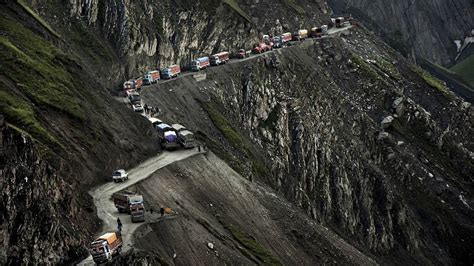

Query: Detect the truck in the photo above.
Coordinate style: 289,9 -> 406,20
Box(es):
90,231 -> 123,264
162,131 -> 180,150
281,32 -> 292,44
113,191 -> 144,213
178,130 -> 195,149
292,29 -> 308,41
148,117 -> 163,129
128,92 -> 141,105
310,27 -> 322,38
252,42 -> 272,54
237,49 -> 247,59
130,202 -> 145,222
171,123 -> 186,132
161,65 -> 181,79
191,57 -> 210,71
210,52 -> 229,66
321,25 -> 328,35
134,77 -> 143,90
335,17 -> 344,28
144,70 -> 160,85
123,80 -> 134,90
272,36 -> 283,48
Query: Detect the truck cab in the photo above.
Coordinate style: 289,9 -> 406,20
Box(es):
130,203 -> 145,222
90,232 -> 123,264
272,36 -> 282,48
161,68 -> 173,79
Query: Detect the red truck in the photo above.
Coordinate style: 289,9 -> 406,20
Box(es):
134,77 -> 143,90
113,191 -> 144,213
161,65 -> 181,79
252,42 -> 272,54
210,52 -> 229,66
144,70 -> 160,84
89,231 -> 123,263
130,203 -> 145,222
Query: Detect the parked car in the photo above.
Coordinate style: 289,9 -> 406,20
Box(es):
112,169 -> 128,182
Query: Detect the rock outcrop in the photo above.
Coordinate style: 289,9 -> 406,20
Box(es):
328,0 -> 474,66
142,26 -> 473,264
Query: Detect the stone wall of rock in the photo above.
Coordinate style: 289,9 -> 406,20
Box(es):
328,0 -> 474,66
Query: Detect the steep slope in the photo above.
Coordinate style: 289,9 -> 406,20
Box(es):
0,2 -> 159,264
141,27 -> 473,264
451,54 -> 474,88
130,152 -> 375,265
0,0 -> 333,264
328,0 -> 474,66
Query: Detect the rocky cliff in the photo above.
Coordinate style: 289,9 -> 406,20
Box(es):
34,0 -> 330,83
141,27 -> 473,264
328,0 -> 474,66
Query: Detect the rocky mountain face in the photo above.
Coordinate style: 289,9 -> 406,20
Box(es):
328,0 -> 474,66
1,0 -> 473,264
37,0 -> 330,83
142,27 -> 473,264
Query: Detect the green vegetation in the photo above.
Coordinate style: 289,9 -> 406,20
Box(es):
451,54 -> 474,87
372,56 -> 402,80
0,90 -> 59,147
284,0 -> 305,15
16,0 -> 61,38
412,65 -> 451,96
224,222 -> 282,265
222,0 -> 252,23
0,16 -> 85,147
351,54 -> 381,81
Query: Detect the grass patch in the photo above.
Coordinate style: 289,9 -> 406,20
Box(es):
372,56 -> 402,80
223,222 -> 282,265
0,89 -> 60,147
222,0 -> 252,23
351,54 -> 381,81
69,20 -> 114,63
451,54 -> 474,87
0,16 -> 85,120
284,0 -> 305,15
16,0 -> 61,38
412,65 -> 451,96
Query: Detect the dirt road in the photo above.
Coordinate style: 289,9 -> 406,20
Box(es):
150,25 -> 353,86
77,149 -> 201,265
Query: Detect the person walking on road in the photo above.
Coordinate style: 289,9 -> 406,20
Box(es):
160,206 -> 165,217
150,206 -> 154,214
117,217 -> 122,232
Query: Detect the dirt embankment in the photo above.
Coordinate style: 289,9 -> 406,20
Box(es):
129,152 -> 375,265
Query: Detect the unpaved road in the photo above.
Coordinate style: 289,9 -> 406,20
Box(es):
150,25 -> 353,86
77,149 -> 200,265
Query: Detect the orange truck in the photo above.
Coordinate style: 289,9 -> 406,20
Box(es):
89,231 -> 123,264
210,52 -> 229,66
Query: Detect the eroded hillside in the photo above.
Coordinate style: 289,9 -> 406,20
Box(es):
141,26 -> 473,264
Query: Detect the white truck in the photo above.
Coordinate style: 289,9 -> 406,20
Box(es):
178,130 -> 195,149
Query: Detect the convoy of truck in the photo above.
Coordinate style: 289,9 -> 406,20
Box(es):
91,17 -> 353,263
